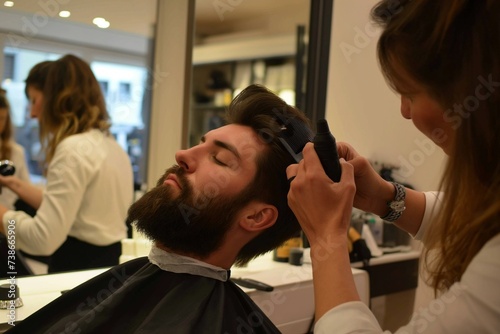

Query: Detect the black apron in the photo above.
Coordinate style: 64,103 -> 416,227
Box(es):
48,236 -> 121,273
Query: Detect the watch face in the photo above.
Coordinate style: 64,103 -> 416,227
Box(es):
390,200 -> 406,212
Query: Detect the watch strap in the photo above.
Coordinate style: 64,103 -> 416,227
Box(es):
380,182 -> 406,222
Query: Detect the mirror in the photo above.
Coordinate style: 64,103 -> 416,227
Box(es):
0,1 -> 157,188
189,0 -> 311,146
0,1 -> 157,275
0,0 -> 314,274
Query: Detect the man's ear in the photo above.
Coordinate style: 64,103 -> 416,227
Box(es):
239,203 -> 278,232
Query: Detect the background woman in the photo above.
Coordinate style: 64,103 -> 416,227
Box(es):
0,55 -> 134,273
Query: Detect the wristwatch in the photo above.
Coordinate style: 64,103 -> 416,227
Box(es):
380,182 -> 406,222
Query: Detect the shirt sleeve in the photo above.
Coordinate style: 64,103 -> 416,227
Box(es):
413,191 -> 442,240
14,143 -> 31,184
314,302 -> 384,334
2,138 -> 96,255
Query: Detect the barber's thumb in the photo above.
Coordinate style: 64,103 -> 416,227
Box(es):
339,158 -> 354,182
286,164 -> 298,180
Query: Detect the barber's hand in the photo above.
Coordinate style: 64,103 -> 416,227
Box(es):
286,143 -> 355,244
336,142 -> 392,216
0,175 -> 18,190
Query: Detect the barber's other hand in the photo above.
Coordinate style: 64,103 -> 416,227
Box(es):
0,175 -> 17,189
287,143 -> 355,244
0,175 -> 18,190
336,142 -> 393,216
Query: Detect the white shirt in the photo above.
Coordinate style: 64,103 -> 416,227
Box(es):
2,129 -> 133,255
314,191 -> 500,333
0,141 -> 31,210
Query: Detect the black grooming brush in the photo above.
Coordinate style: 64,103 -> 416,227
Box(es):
313,119 -> 342,182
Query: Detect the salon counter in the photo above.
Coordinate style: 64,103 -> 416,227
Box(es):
351,250 -> 421,331
0,252 -> 370,334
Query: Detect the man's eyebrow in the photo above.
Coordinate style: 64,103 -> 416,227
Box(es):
200,135 -> 241,160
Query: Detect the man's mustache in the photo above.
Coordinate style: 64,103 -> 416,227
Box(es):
156,165 -> 191,193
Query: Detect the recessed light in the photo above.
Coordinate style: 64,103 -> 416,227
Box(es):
92,17 -> 110,29
59,10 -> 71,18
4,1 -> 14,7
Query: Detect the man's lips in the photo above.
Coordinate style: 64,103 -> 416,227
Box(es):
163,175 -> 181,189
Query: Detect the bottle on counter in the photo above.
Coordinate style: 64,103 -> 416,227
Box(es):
273,233 -> 302,262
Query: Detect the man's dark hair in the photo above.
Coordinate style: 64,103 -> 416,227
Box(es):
227,84 -> 311,265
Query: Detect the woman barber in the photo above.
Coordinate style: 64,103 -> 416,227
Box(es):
287,0 -> 499,332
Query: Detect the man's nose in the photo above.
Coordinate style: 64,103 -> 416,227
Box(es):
175,148 -> 196,172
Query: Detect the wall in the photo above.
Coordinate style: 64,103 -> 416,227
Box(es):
147,1 -> 194,188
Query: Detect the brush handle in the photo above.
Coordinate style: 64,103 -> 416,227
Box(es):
313,119 -> 342,182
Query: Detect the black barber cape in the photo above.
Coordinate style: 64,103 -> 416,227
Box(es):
7,247 -> 280,334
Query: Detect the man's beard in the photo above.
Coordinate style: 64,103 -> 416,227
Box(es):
127,166 -> 255,258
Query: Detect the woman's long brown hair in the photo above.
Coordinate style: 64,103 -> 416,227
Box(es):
372,0 -> 500,293
38,55 -> 110,169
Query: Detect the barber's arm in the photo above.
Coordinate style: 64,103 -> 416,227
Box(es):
288,142 -> 430,323
336,142 -> 426,236
0,175 -> 43,210
287,143 -> 360,320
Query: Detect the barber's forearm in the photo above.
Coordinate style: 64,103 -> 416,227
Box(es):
7,178 -> 43,210
310,236 -> 360,321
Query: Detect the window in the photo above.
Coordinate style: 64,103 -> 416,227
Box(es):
98,80 -> 109,97
118,82 -> 131,102
91,61 -> 148,186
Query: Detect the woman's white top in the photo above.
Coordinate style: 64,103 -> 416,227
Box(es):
314,191 -> 500,333
0,141 -> 31,210
2,129 -> 134,255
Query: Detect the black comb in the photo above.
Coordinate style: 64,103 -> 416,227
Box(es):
277,117 -> 314,162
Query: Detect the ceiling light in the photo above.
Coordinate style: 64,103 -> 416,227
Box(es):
59,10 -> 71,18
4,1 -> 14,7
92,17 -> 110,29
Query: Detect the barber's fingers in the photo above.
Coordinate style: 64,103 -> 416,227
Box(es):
287,142 -> 338,182
336,141 -> 359,161
339,158 -> 355,186
301,143 -> 321,170
288,143 -> 355,184
286,163 -> 299,181
302,143 -> 355,184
